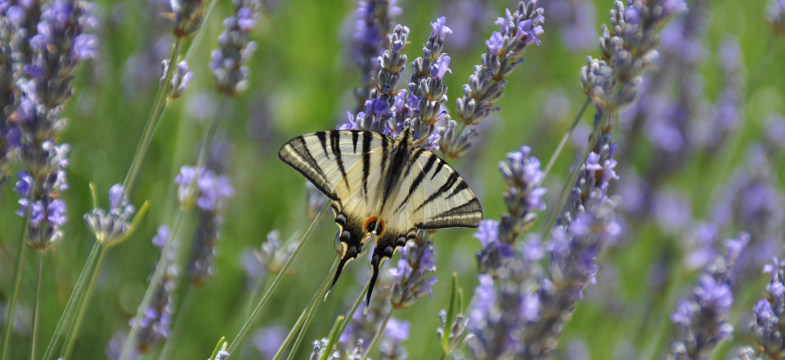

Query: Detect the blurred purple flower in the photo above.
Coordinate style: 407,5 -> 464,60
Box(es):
211,0 -> 260,95
667,233 -> 748,359
350,0 -> 401,110
133,225 -> 179,352
253,326 -> 286,359
389,238 -> 437,308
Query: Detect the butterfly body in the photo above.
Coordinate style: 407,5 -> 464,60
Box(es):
279,127 -> 482,304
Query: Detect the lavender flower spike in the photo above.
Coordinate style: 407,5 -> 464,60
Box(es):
750,257 -> 785,358
174,164 -> 235,284
389,236 -> 438,309
441,0 -> 544,158
133,226 -> 179,353
348,24 -> 409,134
351,0 -> 401,109
211,0 -> 261,95
666,233 -> 749,360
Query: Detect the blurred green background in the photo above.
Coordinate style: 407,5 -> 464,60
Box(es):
1,0 -> 784,358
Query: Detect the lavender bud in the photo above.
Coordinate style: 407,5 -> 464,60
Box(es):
767,0 -> 785,34
210,0 -> 261,95
171,0 -> 205,38
169,60 -> 193,99
84,184 -> 137,247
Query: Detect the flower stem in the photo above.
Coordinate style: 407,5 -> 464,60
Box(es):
41,241 -> 102,360
540,109 -> 608,236
333,281 -> 370,343
360,310 -> 393,360
227,203 -> 329,354
61,245 -> 110,359
540,96 -> 591,183
156,286 -> 195,360
318,316 -> 345,360
272,259 -> 339,360
30,252 -> 43,360
0,220 -> 28,360
122,39 -> 183,194
119,212 -> 185,360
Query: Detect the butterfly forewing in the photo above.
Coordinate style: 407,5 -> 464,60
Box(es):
278,130 -> 389,204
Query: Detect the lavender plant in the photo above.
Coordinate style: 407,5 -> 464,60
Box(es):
666,233 -> 748,359
350,0 -> 401,111
749,257 -> 785,358
132,226 -> 179,353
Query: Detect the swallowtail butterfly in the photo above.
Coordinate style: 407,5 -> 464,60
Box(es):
278,127 -> 482,305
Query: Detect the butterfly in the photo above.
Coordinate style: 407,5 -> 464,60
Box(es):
278,126 -> 482,305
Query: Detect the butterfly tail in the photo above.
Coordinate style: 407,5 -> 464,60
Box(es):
365,256 -> 381,307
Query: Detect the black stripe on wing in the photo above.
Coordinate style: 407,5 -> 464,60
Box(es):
395,152 -> 438,213
278,136 -> 338,200
329,131 -> 351,189
419,198 -> 482,229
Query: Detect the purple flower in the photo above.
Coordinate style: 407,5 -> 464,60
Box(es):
750,257 -> 785,357
431,54 -> 451,80
175,163 -> 234,284
389,239 -> 437,308
72,34 -> 97,60
485,32 -> 504,55
14,171 -> 32,196
350,0 -> 401,111
169,60 -> 193,99
444,0 -> 545,157
133,226 -> 179,352
380,318 -> 410,359
667,234 -> 747,359
253,326 -> 286,359
152,226 -> 169,249
174,166 -> 234,212
211,0 -> 260,95
475,220 -> 515,276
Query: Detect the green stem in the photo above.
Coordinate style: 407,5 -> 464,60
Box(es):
539,110 -> 606,237
157,286 -> 195,360
318,316 -> 345,360
334,282 -> 370,344
0,220 -> 28,360
227,203 -> 329,354
271,259 -> 339,360
122,39 -> 183,194
119,212 -> 185,360
285,311 -> 314,360
41,242 -> 102,360
30,252 -> 43,360
360,310 -> 393,360
540,96 -> 591,183
61,245 -> 109,359
183,0 -> 219,62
